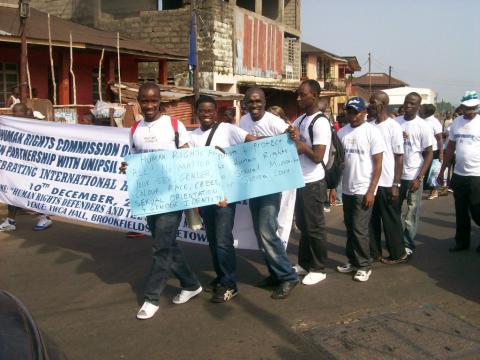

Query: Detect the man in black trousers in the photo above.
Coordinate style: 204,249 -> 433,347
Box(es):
368,91 -> 408,264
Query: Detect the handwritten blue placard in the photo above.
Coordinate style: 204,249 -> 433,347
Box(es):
125,134 -> 305,216
125,147 -> 224,216
219,134 -> 305,202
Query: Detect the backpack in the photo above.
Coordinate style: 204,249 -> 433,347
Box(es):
299,113 -> 345,189
130,116 -> 179,149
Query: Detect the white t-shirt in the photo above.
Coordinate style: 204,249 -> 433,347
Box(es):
130,115 -> 189,154
338,122 -> 385,195
424,115 -> 443,151
189,122 -> 248,148
448,114 -> 480,176
372,118 -> 404,187
239,111 -> 289,136
396,116 -> 434,180
293,112 -> 331,183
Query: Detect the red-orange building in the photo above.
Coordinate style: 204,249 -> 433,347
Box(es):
0,6 -> 184,121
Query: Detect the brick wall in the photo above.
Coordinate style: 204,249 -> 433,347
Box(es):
30,0 -> 75,19
283,0 -> 299,30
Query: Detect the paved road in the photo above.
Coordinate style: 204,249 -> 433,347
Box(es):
1,194 -> 479,359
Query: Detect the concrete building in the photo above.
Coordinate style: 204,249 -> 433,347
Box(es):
30,0 -> 303,120
301,42 -> 361,117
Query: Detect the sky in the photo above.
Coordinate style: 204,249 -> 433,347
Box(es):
301,0 -> 480,105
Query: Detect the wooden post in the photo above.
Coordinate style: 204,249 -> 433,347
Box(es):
26,59 -> 32,99
19,5 -> 28,102
69,32 -> 77,105
98,48 -> 105,102
48,14 -> 57,105
117,32 -> 122,103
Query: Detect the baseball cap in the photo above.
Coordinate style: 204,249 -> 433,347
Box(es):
461,91 -> 479,107
345,97 -> 366,112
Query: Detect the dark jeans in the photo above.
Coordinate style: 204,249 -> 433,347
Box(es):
369,186 -> 406,260
343,194 -> 373,270
145,211 -> 200,305
199,203 -> 237,287
397,179 -> 423,250
295,179 -> 327,271
451,174 -> 480,248
249,193 -> 298,282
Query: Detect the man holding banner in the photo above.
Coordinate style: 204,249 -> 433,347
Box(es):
240,87 -> 299,299
189,95 -> 257,303
289,80 -> 331,285
121,83 -> 202,320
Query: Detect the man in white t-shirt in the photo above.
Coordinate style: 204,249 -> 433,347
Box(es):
289,80 -> 331,286
239,87 -> 299,299
395,92 -> 433,256
420,104 -> 443,200
331,97 -> 384,282
189,95 -> 257,302
438,91 -> 480,252
120,83 -> 202,320
367,91 -> 407,264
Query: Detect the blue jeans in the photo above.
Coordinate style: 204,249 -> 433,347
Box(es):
397,180 -> 423,251
145,211 -> 200,305
199,203 -> 237,287
249,193 -> 298,282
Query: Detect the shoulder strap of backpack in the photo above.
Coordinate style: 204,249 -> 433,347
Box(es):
205,122 -> 220,146
129,120 -> 142,149
307,113 -> 329,144
170,116 -> 179,149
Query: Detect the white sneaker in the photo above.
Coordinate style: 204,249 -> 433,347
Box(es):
405,248 -> 413,256
336,263 -> 356,273
293,264 -> 308,276
353,269 -> 372,282
172,286 -> 202,304
34,215 -> 53,231
0,218 -> 16,231
136,301 -> 159,320
302,272 -> 326,285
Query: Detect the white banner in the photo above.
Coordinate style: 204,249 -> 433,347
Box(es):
0,116 -> 295,249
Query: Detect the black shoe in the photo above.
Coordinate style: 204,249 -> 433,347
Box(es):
381,254 -> 408,265
271,280 -> 298,300
449,245 -> 469,252
476,245 -> 480,253
255,276 -> 280,289
371,255 -> 383,262
211,285 -> 238,303
204,278 -> 219,293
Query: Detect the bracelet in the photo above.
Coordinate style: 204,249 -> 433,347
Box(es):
417,176 -> 424,181
392,182 -> 401,188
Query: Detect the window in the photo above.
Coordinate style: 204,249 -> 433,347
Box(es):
0,63 -> 18,107
338,64 -> 347,79
158,0 -> 183,10
237,0 -> 255,12
301,57 -> 307,78
262,0 -> 278,20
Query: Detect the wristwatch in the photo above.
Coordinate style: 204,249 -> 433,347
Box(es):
417,176 -> 424,182
392,182 -> 401,188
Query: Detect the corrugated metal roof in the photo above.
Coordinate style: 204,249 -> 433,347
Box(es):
109,82 -> 244,104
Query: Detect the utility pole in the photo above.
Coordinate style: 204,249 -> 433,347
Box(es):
19,0 -> 30,102
388,65 -> 392,88
189,0 -> 199,123
368,52 -> 371,96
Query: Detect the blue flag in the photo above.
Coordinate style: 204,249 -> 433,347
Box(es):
188,12 -> 197,70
